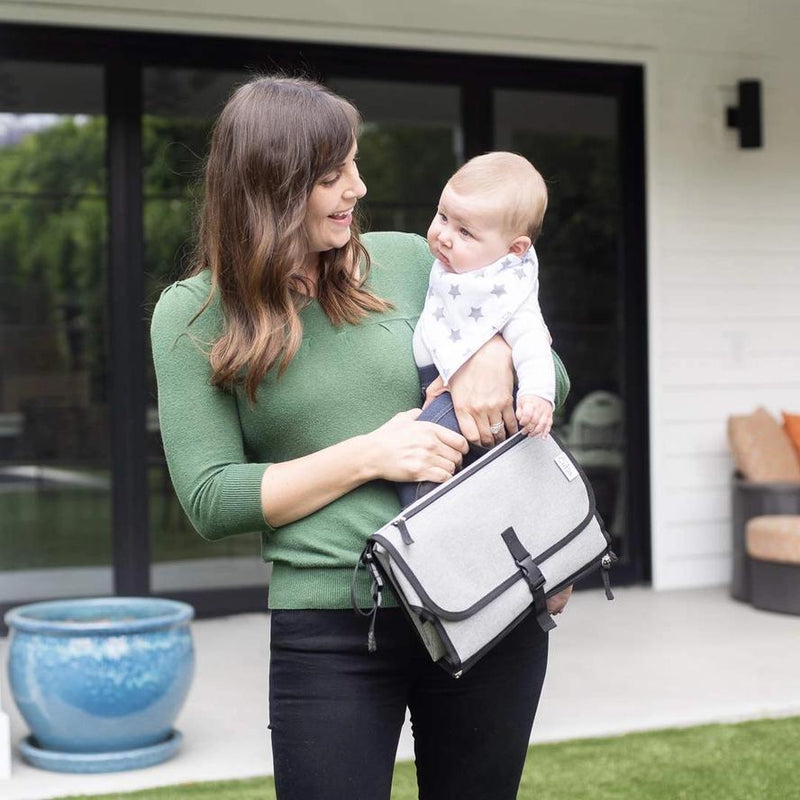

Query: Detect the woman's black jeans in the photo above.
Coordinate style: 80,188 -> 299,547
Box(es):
269,607 -> 549,800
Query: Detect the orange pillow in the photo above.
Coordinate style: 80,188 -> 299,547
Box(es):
727,407 -> 800,482
783,411 -> 800,458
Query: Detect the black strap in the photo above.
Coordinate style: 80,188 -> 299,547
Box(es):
501,527 -> 556,632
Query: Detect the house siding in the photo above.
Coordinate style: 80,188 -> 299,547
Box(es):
2,0 -> 799,589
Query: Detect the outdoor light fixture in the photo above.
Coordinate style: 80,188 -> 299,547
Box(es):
726,79 -> 762,149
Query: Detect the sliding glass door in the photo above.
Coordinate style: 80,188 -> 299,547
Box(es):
0,23 -> 648,622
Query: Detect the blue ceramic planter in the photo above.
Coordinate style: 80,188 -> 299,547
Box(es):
5,597 -> 195,760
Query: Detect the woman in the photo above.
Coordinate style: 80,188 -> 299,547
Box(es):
151,75 -> 572,800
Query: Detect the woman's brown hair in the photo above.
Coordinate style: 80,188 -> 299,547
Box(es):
190,75 -> 391,401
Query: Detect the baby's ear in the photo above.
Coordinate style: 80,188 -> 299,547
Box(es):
508,236 -> 532,256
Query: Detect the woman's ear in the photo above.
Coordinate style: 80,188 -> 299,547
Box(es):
508,236 -> 532,256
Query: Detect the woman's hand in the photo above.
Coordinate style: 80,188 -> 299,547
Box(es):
447,336 -> 517,447
546,585 -> 573,615
261,411 -> 467,527
363,409 -> 469,483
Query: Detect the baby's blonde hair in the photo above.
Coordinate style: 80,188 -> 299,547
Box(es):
448,152 -> 548,242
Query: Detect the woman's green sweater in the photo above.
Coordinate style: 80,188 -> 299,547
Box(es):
150,231 -> 568,610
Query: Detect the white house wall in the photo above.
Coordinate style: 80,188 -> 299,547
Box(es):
3,0 -> 800,589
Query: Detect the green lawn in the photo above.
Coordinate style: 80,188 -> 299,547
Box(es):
54,715 -> 800,800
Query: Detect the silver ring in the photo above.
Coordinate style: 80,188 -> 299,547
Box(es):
489,422 -> 504,435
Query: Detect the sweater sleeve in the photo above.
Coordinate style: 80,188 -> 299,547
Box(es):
552,349 -> 570,411
150,280 -> 273,541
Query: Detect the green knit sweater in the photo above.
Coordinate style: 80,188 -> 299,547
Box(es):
150,231 -> 569,610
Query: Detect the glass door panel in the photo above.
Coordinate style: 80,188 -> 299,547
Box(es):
329,78 -> 461,236
143,67 -> 269,592
0,60 -> 112,601
494,89 -> 631,564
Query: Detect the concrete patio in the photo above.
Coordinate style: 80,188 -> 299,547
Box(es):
2,585 -> 800,799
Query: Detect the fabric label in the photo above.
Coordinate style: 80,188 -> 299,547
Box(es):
554,452 -> 579,482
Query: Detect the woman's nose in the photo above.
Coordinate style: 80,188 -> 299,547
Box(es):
344,175 -> 367,200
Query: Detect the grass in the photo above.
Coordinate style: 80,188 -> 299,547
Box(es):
53,715 -> 800,799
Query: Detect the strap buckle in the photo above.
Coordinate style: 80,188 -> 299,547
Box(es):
515,554 -> 545,592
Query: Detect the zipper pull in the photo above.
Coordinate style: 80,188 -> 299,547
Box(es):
367,611 -> 378,653
392,516 -> 414,545
601,552 -> 616,600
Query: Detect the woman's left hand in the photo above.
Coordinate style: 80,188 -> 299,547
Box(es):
547,585 -> 573,615
447,335 -> 517,448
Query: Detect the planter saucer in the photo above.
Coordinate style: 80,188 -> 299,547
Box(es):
18,729 -> 183,773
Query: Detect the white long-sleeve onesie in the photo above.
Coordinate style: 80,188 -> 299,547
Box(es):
412,247 -> 555,405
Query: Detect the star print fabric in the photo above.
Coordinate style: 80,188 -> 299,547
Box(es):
414,247 -> 541,385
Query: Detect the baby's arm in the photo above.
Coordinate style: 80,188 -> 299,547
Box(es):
502,295 -> 556,437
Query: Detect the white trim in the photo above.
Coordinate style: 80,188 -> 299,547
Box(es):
151,557 -> 271,593
0,567 -> 113,603
0,2 -> 655,63
0,558 -> 270,603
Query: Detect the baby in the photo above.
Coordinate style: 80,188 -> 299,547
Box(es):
397,152 -> 555,507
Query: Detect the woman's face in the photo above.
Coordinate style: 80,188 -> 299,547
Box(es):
304,141 -> 366,265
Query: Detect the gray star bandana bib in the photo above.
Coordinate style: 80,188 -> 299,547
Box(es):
416,246 -> 539,384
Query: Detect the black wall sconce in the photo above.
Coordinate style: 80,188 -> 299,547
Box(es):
726,79 -> 762,149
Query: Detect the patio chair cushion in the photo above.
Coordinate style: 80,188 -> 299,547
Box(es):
728,407 -> 800,483
745,515 -> 800,564
783,411 -> 800,458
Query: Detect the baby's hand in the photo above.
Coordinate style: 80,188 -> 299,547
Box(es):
516,394 -> 553,438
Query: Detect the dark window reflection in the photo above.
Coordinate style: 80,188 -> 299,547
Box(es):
330,78 -> 461,235
495,89 -> 629,560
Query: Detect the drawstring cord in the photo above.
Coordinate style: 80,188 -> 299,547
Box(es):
350,543 -> 383,652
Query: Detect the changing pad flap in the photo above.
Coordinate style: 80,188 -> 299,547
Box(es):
372,433 -> 598,616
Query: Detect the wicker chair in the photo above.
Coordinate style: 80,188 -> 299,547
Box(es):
727,408 -> 800,603
745,516 -> 800,614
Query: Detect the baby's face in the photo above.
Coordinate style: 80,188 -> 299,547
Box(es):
427,184 -> 516,274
